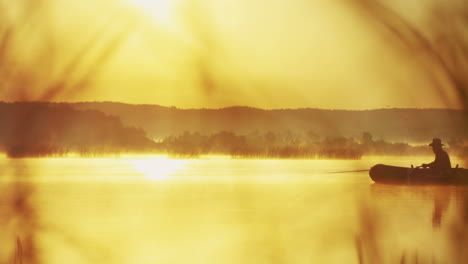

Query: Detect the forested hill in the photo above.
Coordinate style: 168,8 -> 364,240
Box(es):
71,102 -> 467,143
0,102 -> 156,157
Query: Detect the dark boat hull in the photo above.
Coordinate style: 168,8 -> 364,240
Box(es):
369,164 -> 468,185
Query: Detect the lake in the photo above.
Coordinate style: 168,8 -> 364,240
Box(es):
0,156 -> 467,264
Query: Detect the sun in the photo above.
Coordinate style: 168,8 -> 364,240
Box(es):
128,0 -> 179,27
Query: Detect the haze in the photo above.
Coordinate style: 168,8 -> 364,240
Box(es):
1,0 -> 463,109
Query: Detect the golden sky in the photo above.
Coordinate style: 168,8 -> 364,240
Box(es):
0,0 -> 463,109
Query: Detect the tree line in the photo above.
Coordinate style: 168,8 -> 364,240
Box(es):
2,102 -> 466,159
161,131 -> 467,159
0,102 -> 156,157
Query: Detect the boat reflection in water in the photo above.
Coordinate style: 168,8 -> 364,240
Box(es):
1,157 -> 468,263
357,183 -> 468,263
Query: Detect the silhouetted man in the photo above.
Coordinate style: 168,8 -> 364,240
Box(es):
421,138 -> 451,170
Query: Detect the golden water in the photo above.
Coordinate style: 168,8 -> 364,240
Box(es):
0,156 -> 467,263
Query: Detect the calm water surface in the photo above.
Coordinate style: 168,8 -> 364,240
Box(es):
1,156 -> 467,264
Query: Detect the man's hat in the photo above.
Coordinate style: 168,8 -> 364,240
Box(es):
429,138 -> 444,147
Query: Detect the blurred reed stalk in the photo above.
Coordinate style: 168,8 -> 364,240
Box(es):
349,0 -> 468,117
350,1 -> 468,263
0,0 -> 136,262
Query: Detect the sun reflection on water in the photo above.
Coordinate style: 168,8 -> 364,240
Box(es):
130,157 -> 188,180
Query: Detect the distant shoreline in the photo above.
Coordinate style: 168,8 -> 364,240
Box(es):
1,151 -> 464,160
0,100 -> 464,111
1,102 -> 466,159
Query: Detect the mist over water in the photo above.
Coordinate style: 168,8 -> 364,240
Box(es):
1,156 -> 468,263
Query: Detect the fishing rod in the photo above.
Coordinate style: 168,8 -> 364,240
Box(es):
326,164 -> 461,175
321,169 -> 369,174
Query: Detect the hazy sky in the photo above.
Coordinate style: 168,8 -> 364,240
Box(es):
1,0 -> 462,109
